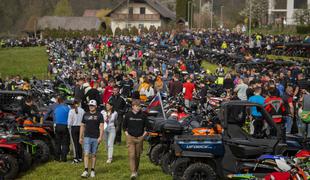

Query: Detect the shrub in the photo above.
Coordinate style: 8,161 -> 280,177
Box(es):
130,26 -> 139,35
114,27 -> 122,36
296,25 -> 310,34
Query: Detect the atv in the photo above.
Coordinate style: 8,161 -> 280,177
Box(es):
0,131 -> 38,179
0,116 -> 53,163
171,101 -> 288,180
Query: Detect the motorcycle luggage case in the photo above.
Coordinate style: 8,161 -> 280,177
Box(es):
148,117 -> 165,132
162,120 -> 183,135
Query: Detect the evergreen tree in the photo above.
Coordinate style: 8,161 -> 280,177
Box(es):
54,0 -> 73,16
176,0 -> 189,20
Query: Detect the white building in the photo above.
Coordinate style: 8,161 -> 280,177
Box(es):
106,0 -> 175,33
268,0 -> 310,25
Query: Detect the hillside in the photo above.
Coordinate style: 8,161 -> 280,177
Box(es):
0,0 -> 117,35
0,0 -> 246,36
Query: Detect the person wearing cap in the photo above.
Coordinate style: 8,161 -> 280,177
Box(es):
101,101 -> 118,163
80,100 -> 104,178
123,99 -> 148,179
54,96 -> 71,162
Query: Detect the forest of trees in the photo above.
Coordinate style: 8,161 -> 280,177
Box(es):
0,0 -> 116,34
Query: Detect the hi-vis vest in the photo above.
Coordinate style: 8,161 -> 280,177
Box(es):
265,97 -> 286,123
215,77 -> 224,85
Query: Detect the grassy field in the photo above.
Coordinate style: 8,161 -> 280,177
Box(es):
201,61 -> 231,73
19,140 -> 171,180
266,54 -> 307,61
0,47 -> 48,79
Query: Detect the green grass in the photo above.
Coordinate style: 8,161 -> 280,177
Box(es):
201,60 -> 231,73
266,55 -> 307,61
0,47 -> 48,79
18,140 -> 171,180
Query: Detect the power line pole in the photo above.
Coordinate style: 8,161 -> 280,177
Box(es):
249,0 -> 252,39
210,0 -> 214,30
199,0 -> 202,28
188,0 -> 193,29
191,0 -> 193,29
188,0 -> 190,29
220,6 -> 224,28
127,0 -> 129,28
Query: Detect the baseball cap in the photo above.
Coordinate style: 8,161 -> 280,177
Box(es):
88,100 -> 97,106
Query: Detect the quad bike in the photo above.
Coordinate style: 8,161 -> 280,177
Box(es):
0,132 -> 36,169
170,101 -> 288,180
17,117 -> 54,162
1,116 -> 53,163
147,115 -> 223,175
0,146 -> 19,179
0,131 -> 38,179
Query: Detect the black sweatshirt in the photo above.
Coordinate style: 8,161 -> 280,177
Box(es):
123,111 -> 148,137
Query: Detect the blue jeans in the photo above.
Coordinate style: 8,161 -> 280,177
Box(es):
284,116 -> 292,134
297,117 -> 310,138
83,137 -> 99,155
104,126 -> 116,160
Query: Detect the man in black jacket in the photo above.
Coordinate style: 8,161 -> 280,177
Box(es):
123,99 -> 148,179
109,86 -> 127,145
74,78 -> 85,103
168,75 -> 183,97
120,74 -> 134,98
83,82 -> 101,110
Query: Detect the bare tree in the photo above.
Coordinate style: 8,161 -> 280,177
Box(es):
294,9 -> 310,25
239,0 -> 268,27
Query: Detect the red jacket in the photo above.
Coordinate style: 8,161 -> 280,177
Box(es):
102,86 -> 113,104
264,96 -> 286,123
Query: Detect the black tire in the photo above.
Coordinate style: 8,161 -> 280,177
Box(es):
0,154 -> 19,179
19,150 -> 32,171
160,152 -> 174,174
150,144 -> 166,165
172,158 -> 191,180
183,163 -> 216,180
33,140 -> 50,163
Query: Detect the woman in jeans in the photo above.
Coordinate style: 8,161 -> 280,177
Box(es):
101,101 -> 118,163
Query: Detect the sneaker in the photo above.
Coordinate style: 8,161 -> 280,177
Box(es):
130,173 -> 137,180
106,159 -> 112,164
72,159 -> 79,164
78,159 -> 83,162
81,171 -> 89,178
90,171 -> 95,178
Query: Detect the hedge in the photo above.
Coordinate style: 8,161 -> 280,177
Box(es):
296,25 -> 310,34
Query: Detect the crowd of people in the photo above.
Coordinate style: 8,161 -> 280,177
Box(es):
1,29 -> 310,179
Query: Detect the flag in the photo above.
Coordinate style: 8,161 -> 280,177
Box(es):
147,92 -> 166,120
147,95 -> 160,110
